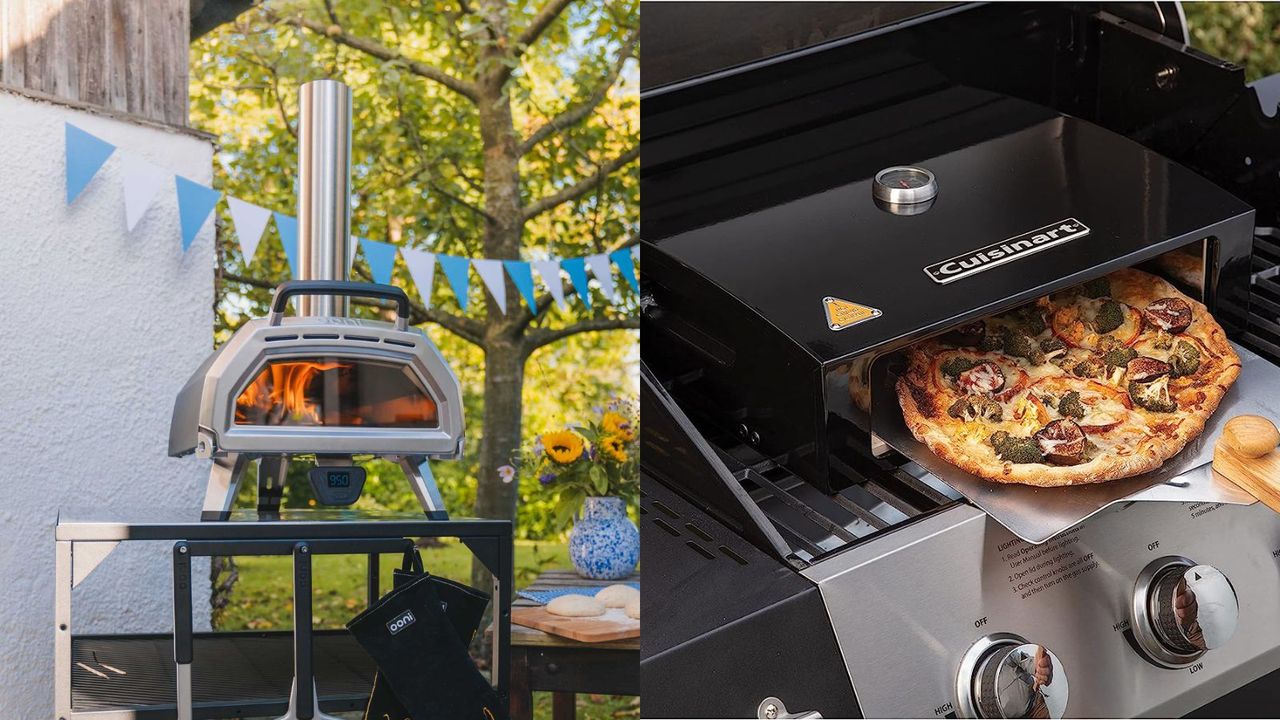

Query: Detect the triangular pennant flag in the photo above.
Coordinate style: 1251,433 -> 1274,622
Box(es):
586,254 -> 618,303
401,247 -> 437,308
273,213 -> 299,277
472,259 -> 507,315
120,154 -> 168,231
533,259 -> 567,311
227,196 -> 272,262
174,176 -> 221,251
610,248 -> 639,293
504,260 -> 538,312
436,254 -> 472,312
361,238 -> 399,285
561,257 -> 592,309
65,123 -> 116,204
349,235 -> 359,270
632,245 -> 639,263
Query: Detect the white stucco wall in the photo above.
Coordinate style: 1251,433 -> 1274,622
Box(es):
0,89 -> 215,716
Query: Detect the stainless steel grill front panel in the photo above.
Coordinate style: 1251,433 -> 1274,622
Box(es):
804,501 -> 1280,718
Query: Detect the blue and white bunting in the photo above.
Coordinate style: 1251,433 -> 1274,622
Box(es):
227,196 -> 272,262
65,123 -> 116,204
436,254 -> 472,311
361,238 -> 399,285
586,253 -> 618,303
401,247 -> 437,308
58,123 -> 636,319
174,176 -> 220,251
561,257 -> 592,309
121,155 -> 168,231
533,259 -> 568,311
473,258 -> 508,314
610,248 -> 638,292
504,260 -> 538,312
273,213 -> 299,277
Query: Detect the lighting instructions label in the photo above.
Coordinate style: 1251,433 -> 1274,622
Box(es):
997,528 -> 1098,600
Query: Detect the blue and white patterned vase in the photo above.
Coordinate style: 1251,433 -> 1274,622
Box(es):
569,496 -> 639,580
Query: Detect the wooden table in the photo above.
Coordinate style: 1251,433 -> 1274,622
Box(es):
508,570 -> 640,720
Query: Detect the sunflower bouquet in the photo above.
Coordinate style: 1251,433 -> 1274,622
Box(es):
522,399 -> 639,529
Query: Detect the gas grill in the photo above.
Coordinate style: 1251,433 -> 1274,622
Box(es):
640,3 -> 1280,718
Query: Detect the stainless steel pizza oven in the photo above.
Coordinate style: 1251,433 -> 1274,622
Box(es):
170,80 -> 462,520
641,4 -> 1280,719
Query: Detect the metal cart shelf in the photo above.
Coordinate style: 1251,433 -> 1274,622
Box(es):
55,508 -> 512,720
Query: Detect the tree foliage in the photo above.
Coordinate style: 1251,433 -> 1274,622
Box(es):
189,0 -> 639,541
1185,2 -> 1280,82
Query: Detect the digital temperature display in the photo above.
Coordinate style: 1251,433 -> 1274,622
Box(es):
307,466 -> 366,506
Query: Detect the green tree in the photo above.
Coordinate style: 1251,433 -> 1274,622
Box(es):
1185,2 -> 1280,81
191,0 -> 639,594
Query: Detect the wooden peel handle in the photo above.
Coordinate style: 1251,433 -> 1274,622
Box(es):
1220,415 -> 1280,459
1214,415 -> 1280,514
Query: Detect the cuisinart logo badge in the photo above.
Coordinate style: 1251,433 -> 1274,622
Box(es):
924,218 -> 1090,285
387,609 -> 416,635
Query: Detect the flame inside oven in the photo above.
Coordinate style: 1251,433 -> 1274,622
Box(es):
234,357 -> 439,428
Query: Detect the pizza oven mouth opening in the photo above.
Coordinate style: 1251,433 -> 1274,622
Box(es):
233,356 -> 440,429
859,236 -> 1215,446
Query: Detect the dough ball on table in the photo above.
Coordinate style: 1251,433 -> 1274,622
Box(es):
624,597 -> 640,620
546,594 -> 605,617
595,584 -> 639,608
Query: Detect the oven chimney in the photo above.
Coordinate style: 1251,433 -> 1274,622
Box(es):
296,79 -> 353,317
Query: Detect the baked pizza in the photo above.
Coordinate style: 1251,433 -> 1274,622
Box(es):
895,268 -> 1240,486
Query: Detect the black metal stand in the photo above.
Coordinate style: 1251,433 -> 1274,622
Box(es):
56,508 -> 513,720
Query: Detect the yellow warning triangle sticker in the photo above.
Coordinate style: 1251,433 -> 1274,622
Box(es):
823,296 -> 881,331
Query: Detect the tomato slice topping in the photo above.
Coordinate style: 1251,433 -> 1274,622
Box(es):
1050,302 -> 1142,349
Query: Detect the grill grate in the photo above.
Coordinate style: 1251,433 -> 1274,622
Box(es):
71,631 -> 374,717
1246,228 -> 1280,363
657,406 -> 961,565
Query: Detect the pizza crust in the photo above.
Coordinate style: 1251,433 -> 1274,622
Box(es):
896,268 -> 1239,487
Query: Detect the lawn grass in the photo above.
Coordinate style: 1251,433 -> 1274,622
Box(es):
215,540 -> 636,719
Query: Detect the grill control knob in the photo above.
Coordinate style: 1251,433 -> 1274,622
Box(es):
956,634 -> 1069,718
1131,556 -> 1238,668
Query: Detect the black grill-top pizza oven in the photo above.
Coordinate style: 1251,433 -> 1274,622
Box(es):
640,4 -> 1280,719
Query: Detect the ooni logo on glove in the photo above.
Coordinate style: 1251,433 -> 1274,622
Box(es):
386,609 -> 416,635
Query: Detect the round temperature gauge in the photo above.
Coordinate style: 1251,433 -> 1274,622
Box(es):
873,165 -> 938,206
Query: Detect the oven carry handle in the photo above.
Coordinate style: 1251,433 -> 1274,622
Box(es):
268,280 -> 412,330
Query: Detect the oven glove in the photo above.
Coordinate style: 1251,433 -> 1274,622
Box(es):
392,548 -> 491,647
350,555 -> 504,720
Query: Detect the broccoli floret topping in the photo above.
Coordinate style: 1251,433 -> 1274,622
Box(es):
1153,331 -> 1174,350
1096,335 -> 1121,352
1170,340 -> 1201,378
1001,328 -> 1046,364
1058,390 -> 1085,420
979,333 -> 1003,352
1039,337 -> 1066,357
988,431 -> 1045,464
940,357 -> 978,379
1081,277 -> 1111,299
1006,306 -> 1047,335
1072,357 -> 1105,379
1103,346 -> 1138,368
1094,300 -> 1125,334
1129,378 -> 1177,413
948,396 -> 1003,421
